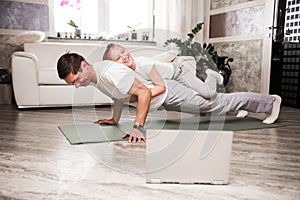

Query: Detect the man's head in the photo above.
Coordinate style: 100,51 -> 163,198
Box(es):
57,53 -> 94,88
103,43 -> 135,68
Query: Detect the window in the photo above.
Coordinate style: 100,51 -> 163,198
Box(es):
52,0 -> 98,34
108,0 -> 152,35
49,0 -> 202,42
50,0 -> 153,38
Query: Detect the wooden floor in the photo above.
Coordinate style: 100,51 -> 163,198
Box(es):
0,104 -> 299,200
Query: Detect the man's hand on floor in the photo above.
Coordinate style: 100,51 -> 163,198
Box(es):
122,128 -> 146,143
97,118 -> 117,125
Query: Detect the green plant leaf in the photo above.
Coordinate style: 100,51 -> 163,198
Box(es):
164,22 -> 221,72
196,23 -> 203,30
187,33 -> 194,39
67,20 -> 78,28
127,25 -> 135,31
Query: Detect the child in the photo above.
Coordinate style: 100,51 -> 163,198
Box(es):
102,43 -> 223,99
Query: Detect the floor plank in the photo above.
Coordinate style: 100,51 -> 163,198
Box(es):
0,104 -> 299,200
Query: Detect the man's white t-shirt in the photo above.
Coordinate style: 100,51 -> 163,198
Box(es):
134,57 -> 175,79
92,60 -> 167,111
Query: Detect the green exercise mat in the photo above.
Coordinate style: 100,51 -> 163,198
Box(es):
59,115 -> 282,145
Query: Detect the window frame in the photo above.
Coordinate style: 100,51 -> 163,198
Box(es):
48,0 -> 108,37
48,0 -> 153,38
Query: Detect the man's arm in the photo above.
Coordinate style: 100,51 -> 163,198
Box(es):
98,99 -> 123,125
122,78 -> 151,143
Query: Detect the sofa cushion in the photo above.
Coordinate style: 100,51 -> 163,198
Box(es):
38,68 -> 66,85
24,42 -> 105,70
39,85 -> 112,105
7,31 -> 46,46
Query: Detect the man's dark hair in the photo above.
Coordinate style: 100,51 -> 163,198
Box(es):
57,53 -> 85,79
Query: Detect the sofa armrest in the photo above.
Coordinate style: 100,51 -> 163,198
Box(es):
173,56 -> 196,75
11,51 -> 39,107
12,51 -> 39,63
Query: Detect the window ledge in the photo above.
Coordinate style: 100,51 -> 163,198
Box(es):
46,37 -> 157,46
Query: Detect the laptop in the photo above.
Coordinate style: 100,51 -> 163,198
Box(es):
146,129 -> 233,185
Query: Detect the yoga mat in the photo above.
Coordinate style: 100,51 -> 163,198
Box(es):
59,115 -> 282,145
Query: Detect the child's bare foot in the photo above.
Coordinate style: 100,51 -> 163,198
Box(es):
206,69 -> 223,85
236,110 -> 248,118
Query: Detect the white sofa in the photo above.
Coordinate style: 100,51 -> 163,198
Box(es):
11,42 -> 196,108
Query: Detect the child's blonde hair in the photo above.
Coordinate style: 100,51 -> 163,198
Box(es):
102,43 -> 123,60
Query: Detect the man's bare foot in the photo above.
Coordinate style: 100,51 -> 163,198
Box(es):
263,95 -> 282,124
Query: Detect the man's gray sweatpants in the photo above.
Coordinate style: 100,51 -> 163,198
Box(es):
162,80 -> 274,115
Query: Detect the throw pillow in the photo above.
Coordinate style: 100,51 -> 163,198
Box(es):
7,31 -> 46,47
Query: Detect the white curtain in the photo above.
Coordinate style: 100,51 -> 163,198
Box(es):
155,0 -> 203,35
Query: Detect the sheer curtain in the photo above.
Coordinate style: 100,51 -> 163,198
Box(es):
154,0 -> 203,38
152,0 -> 204,46
49,0 -> 204,42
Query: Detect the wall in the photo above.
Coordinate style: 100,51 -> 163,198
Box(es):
0,0 -> 272,94
207,0 -> 270,93
0,1 -> 49,31
0,0 -> 49,69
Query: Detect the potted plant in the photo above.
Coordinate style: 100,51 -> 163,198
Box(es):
127,25 -> 137,40
164,22 -> 233,86
67,20 -> 81,38
127,23 -> 142,40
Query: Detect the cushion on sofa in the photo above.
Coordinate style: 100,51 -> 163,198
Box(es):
38,68 -> 66,85
39,85 -> 112,105
24,43 -> 105,70
7,31 -> 46,47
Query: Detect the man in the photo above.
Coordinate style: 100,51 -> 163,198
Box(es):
57,53 -> 281,143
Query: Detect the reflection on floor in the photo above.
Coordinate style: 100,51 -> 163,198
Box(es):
0,104 -> 299,200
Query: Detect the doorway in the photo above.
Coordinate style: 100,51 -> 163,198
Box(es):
269,0 -> 300,108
